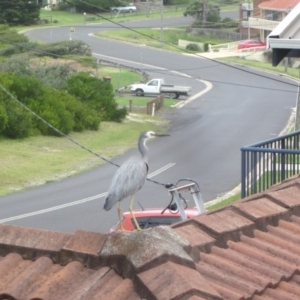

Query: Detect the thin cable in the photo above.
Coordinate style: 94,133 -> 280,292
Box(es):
63,0 -> 300,89
1,36 -> 297,94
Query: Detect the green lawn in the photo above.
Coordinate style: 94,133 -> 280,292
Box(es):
0,115 -> 169,197
115,95 -> 177,108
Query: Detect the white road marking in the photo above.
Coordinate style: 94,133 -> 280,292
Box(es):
148,162 -> 176,178
0,162 -> 175,223
173,79 -> 213,108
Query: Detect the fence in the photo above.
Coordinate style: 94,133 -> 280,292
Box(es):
241,131 -> 300,198
128,95 -> 164,115
186,28 -> 249,41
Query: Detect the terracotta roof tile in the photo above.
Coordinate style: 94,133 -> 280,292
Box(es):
268,185 -> 300,214
232,197 -> 290,229
138,261 -> 222,300
180,209 -> 255,248
259,0 -> 299,10
1,177 -> 300,299
172,223 -> 216,258
0,253 -> 140,300
61,229 -> 107,267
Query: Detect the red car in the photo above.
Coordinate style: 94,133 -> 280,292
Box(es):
237,39 -> 266,50
109,208 -> 199,232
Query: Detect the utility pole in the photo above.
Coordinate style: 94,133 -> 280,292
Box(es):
160,0 -> 163,47
202,0 -> 207,27
146,0 -> 149,17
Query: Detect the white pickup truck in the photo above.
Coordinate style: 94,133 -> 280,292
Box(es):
130,79 -> 191,99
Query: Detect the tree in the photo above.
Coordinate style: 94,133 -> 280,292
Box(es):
183,0 -> 220,28
0,0 -> 40,25
66,72 -> 127,122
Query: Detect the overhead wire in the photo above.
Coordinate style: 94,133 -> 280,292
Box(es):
0,2 -> 298,190
64,0 -> 299,89
0,35 -> 297,94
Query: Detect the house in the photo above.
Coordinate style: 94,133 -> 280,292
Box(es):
1,174 -> 300,299
240,0 -> 299,42
268,1 -> 300,66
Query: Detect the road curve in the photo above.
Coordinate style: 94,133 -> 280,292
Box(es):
0,16 -> 297,233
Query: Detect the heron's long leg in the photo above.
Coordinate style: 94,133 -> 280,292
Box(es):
117,201 -> 124,231
129,195 -> 141,231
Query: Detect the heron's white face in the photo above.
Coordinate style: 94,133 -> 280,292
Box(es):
145,131 -> 156,139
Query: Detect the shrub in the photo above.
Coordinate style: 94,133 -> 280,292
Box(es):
0,42 -> 37,56
186,43 -> 200,51
2,104 -> 33,138
35,40 -> 92,58
0,103 -> 8,132
0,29 -> 28,44
67,72 -> 127,122
221,17 -> 238,28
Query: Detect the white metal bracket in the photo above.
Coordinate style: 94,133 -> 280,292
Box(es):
168,183 -> 206,220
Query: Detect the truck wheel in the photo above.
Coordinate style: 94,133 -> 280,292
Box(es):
136,89 -> 144,96
170,92 -> 179,99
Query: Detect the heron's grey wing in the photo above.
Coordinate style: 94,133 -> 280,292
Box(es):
103,156 -> 148,211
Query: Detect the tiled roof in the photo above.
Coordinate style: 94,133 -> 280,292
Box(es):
0,175 -> 300,299
259,0 -> 299,10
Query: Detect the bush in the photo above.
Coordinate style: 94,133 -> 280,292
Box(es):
221,17 -> 238,28
35,40 -> 92,58
0,42 -> 37,56
57,1 -> 71,11
186,43 -> 200,51
2,104 -> 33,138
0,72 -> 101,138
0,56 -> 75,89
67,72 -> 127,122
0,29 -> 28,44
0,103 -> 8,132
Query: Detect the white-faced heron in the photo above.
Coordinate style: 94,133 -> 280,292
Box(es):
103,131 -> 169,230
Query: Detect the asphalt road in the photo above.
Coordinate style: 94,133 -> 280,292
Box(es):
0,14 -> 298,233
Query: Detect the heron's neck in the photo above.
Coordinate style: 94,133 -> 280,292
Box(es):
139,137 -> 148,163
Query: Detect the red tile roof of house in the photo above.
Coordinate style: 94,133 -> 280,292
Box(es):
0,174 -> 300,299
259,0 -> 299,10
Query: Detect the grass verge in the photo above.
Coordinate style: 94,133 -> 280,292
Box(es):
0,114 -> 169,197
95,28 -> 231,52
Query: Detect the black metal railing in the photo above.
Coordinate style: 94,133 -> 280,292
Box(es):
241,130 -> 300,198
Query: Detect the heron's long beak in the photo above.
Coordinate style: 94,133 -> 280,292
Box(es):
154,133 -> 170,137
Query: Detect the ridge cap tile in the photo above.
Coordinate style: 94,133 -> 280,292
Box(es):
100,226 -> 194,274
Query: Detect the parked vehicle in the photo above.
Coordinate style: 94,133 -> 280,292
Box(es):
237,39 -> 266,50
130,78 -> 191,99
110,3 -> 137,13
109,207 -> 199,232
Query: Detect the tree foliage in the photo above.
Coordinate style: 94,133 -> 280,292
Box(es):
0,0 -> 40,25
67,72 -> 127,122
183,0 -> 220,27
0,72 -> 101,138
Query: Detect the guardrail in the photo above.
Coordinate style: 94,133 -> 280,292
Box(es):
241,131 -> 300,198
